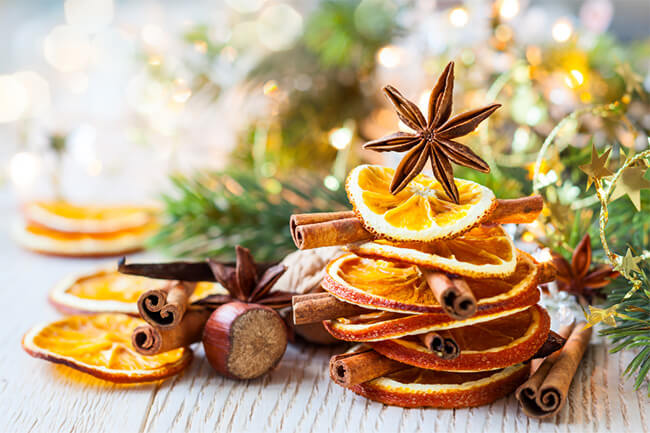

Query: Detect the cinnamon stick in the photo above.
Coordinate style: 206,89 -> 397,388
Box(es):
329,349 -> 408,387
290,196 -> 543,250
424,271 -> 477,320
418,330 -> 460,359
132,308 -> 212,355
292,292 -> 371,325
516,322 -> 592,419
489,196 -> 544,224
137,281 -> 196,328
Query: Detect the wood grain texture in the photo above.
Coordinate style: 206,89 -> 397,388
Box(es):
0,197 -> 647,433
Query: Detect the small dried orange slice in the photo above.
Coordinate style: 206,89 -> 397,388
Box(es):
370,305 -> 549,371
12,220 -> 158,257
23,201 -> 157,233
49,267 -> 226,315
347,224 -> 516,278
346,164 -> 495,241
22,314 -> 192,383
323,250 -> 538,315
349,362 -> 528,408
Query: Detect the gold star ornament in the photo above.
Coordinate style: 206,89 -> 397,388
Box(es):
584,305 -> 619,328
611,165 -> 650,211
620,248 -> 643,278
579,143 -> 613,190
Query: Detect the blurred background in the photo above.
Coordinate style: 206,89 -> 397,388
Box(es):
0,0 -> 649,260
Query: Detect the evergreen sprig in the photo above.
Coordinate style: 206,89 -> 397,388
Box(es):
147,170 -> 349,262
600,265 -> 650,393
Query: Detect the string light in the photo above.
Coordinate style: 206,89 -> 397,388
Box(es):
329,126 -> 353,150
565,69 -> 585,89
449,7 -> 469,27
376,46 -> 402,68
498,0 -> 520,20
552,18 -> 573,43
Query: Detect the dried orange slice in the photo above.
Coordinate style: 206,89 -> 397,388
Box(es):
23,201 -> 157,233
22,314 -> 192,383
347,224 -> 516,278
12,220 -> 158,257
349,362 -> 528,408
49,267 -> 225,314
323,250 -> 538,315
346,164 -> 495,241
370,305 -> 549,371
323,291 -> 539,342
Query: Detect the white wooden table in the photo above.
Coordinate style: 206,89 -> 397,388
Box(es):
1,195 -> 648,433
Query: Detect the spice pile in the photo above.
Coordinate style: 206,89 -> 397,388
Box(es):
13,201 -> 158,257
291,62 -> 592,414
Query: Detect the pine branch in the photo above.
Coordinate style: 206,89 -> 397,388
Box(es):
147,169 -> 349,262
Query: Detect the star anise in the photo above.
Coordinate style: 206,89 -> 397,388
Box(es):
364,61 -> 500,203
197,246 -> 294,309
552,234 -> 619,304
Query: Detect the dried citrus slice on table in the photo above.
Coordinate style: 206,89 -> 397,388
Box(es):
22,314 -> 192,383
323,250 -> 539,315
370,305 -> 549,371
23,201 -> 158,233
12,220 -> 158,257
346,164 -> 495,241
349,362 -> 529,408
49,267 -> 226,314
347,224 -> 516,278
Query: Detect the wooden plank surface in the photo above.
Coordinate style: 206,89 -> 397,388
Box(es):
0,198 -> 648,433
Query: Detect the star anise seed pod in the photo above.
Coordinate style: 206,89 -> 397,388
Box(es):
200,246 -> 294,309
364,61 -> 501,203
552,234 -> 619,304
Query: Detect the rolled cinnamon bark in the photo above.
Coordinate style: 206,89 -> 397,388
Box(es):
489,196 -> 544,224
329,349 -> 408,387
417,330 -> 460,359
132,308 -> 212,355
137,281 -> 196,328
424,271 -> 477,320
516,321 -> 591,418
291,218 -> 373,250
289,196 -> 544,250
292,292 -> 371,325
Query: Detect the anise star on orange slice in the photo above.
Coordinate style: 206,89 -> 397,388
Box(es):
364,61 -> 500,203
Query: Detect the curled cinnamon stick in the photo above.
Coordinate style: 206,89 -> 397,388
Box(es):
418,330 -> 459,359
290,196 -> 543,250
516,321 -> 592,419
329,349 -> 408,387
137,281 -> 196,328
424,271 -> 477,320
292,292 -> 371,325
489,196 -> 544,224
132,308 -> 212,355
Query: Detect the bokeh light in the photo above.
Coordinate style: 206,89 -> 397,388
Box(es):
329,127 -> 353,150
43,25 -> 91,72
449,7 -> 469,27
552,18 -> 573,42
499,0 -> 520,20
64,0 -> 114,34
0,74 -> 28,122
10,152 -> 41,188
376,46 -> 402,68
257,4 -> 303,51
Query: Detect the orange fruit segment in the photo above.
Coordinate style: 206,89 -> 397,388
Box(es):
349,362 -> 528,408
323,250 -> 538,315
49,267 -> 226,315
347,224 -> 516,278
346,165 -> 495,241
22,314 -> 192,383
370,305 -> 549,371
23,201 -> 158,233
12,220 -> 158,257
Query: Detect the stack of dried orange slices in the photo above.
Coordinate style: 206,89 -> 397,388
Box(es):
292,165 -> 559,408
13,201 -> 159,257
289,61 -> 565,409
